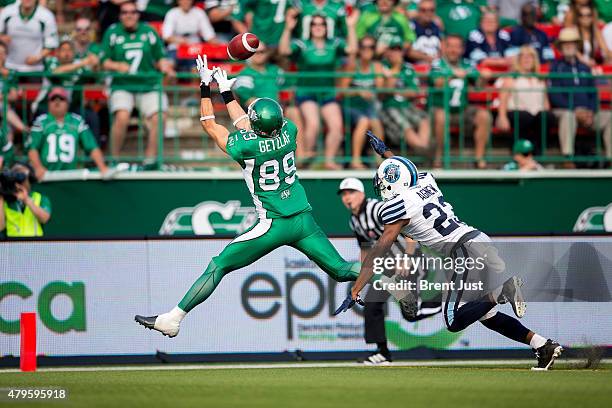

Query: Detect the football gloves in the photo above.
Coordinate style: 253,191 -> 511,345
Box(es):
367,130 -> 390,157
333,293 -> 365,315
213,67 -> 237,93
196,54 -> 215,86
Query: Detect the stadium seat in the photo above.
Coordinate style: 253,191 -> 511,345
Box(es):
177,43 -> 229,60
148,21 -> 164,37
535,23 -> 562,40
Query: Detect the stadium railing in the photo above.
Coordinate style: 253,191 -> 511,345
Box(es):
2,69 -> 611,170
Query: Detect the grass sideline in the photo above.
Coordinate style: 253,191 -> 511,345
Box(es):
0,362 -> 610,408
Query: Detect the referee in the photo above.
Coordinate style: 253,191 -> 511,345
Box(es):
338,177 -> 441,365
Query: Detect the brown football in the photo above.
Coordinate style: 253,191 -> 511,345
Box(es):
227,33 -> 260,61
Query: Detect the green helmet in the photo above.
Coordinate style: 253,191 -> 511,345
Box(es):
513,139 -> 534,155
247,98 -> 284,137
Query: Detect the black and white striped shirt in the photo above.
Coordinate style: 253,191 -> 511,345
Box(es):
349,198 -> 405,255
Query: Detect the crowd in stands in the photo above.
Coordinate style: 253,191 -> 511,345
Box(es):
1,0 -> 612,173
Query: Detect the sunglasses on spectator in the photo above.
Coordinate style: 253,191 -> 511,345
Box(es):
361,44 -> 376,50
389,45 -> 403,51
50,96 -> 67,102
76,26 -> 90,32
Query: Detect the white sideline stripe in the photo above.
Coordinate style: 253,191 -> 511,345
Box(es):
1,359 -> 608,374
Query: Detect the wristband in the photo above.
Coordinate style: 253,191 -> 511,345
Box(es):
200,115 -> 215,121
232,114 -> 249,127
221,90 -> 234,104
200,83 -> 211,99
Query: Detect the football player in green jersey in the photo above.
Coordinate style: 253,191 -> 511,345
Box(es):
135,55 -> 368,338
27,87 -> 110,180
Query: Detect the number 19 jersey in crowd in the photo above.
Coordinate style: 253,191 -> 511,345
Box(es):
225,119 -> 312,219
379,172 -> 476,255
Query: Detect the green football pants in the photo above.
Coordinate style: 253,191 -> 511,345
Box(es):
178,211 -> 360,312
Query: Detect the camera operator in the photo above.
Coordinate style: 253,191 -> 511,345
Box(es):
0,162 -> 51,238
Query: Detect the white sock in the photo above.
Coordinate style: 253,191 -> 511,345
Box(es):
168,306 -> 186,322
529,333 -> 547,349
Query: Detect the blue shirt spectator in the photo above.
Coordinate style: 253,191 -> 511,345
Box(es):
465,27 -> 512,63
548,57 -> 597,111
508,3 -> 555,62
409,0 -> 442,63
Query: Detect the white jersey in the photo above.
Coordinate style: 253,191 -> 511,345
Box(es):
379,172 -> 475,255
0,3 -> 58,72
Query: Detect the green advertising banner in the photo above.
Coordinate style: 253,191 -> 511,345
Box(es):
29,170 -> 612,237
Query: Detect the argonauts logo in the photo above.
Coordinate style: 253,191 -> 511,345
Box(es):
383,163 -> 401,183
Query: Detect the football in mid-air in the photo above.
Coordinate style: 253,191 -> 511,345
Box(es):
227,33 -> 260,61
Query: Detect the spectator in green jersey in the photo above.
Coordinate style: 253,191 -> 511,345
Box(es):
0,161 -> 51,238
73,17 -> 101,69
338,35 -> 385,169
27,87 -> 110,180
430,35 -> 491,169
279,11 -> 359,169
289,0 -> 348,41
437,0 -> 487,39
356,0 -> 416,56
101,0 -> 175,166
231,0 -> 290,47
0,40 -> 27,160
379,39 -> 430,155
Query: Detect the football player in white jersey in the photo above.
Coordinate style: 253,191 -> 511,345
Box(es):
335,131 -> 563,370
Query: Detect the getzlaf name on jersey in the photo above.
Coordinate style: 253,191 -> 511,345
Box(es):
379,171 -> 475,256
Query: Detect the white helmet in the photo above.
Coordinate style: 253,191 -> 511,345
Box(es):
373,156 -> 419,200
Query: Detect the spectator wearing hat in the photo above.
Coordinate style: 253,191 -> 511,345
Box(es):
337,176 -> 441,365
27,87 -> 110,180
549,27 -> 612,164
508,3 -> 555,62
502,139 -> 543,170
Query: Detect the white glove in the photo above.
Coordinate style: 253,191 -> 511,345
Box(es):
213,67 -> 237,93
196,54 -> 215,86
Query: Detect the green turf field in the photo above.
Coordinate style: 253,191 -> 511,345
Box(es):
1,363 -> 610,408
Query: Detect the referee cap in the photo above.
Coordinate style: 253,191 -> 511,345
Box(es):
338,177 -> 365,194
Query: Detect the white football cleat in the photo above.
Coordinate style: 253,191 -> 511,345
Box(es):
135,313 -> 180,338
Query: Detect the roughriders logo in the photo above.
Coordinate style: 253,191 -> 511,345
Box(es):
159,200 -> 257,236
573,203 -> 612,232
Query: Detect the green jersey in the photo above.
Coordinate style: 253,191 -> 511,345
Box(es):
34,56 -> 86,113
226,119 -> 311,219
594,0 -> 612,22
232,0 -> 288,46
381,62 -> 419,109
293,0 -> 347,40
100,22 -> 166,91
75,42 -> 101,67
0,0 -> 16,6
345,63 -> 376,110
141,0 -> 174,18
356,10 -> 415,45
27,113 -> 99,171
428,57 -> 479,110
437,0 -> 485,39
233,64 -> 284,105
290,38 -> 346,98
0,126 -> 13,168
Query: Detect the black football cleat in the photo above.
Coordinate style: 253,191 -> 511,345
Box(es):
532,339 -> 564,371
497,276 -> 526,318
134,314 -> 180,338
